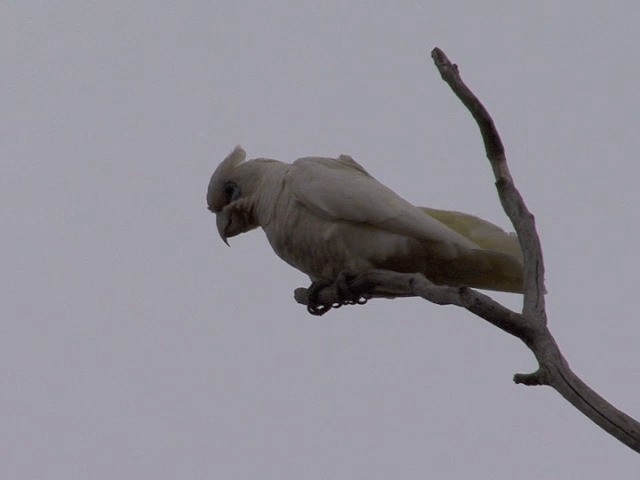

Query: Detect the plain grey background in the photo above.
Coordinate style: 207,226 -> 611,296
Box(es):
2,1 -> 639,478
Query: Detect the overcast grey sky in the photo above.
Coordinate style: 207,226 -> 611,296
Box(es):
2,1 -> 639,478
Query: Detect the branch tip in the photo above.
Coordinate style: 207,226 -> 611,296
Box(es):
514,370 -> 548,386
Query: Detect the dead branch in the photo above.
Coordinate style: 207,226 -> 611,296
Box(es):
294,48 -> 640,453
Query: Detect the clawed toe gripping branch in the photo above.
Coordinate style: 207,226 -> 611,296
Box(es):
295,47 -> 640,453
302,271 -> 372,316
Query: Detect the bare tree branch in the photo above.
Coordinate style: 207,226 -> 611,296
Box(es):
294,48 -> 640,453
430,47 -> 546,320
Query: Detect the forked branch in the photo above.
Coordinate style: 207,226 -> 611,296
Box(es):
295,48 -> 640,453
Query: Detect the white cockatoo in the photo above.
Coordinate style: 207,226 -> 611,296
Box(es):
207,146 -> 523,310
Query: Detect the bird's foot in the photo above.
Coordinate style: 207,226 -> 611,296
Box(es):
335,271 -> 371,306
306,272 -> 371,316
306,279 -> 335,316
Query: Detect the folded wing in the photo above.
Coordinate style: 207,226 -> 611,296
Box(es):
288,155 -> 479,249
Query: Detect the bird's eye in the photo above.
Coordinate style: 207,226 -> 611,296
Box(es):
223,182 -> 241,202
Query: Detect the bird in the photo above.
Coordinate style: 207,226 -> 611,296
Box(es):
207,146 -> 523,312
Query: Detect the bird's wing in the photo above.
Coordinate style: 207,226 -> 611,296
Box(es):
287,156 -> 479,249
420,207 -> 522,261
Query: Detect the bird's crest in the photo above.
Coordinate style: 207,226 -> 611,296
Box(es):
218,145 -> 246,173
207,145 -> 247,212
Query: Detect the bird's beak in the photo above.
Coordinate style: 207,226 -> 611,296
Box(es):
216,211 -> 230,246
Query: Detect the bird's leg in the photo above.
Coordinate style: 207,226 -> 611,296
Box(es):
335,270 -> 371,306
305,279 -> 334,316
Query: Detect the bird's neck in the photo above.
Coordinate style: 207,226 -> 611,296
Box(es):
241,159 -> 290,227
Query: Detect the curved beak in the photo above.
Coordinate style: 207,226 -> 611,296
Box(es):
216,211 -> 230,246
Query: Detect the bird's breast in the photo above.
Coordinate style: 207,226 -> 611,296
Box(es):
262,203 -> 412,281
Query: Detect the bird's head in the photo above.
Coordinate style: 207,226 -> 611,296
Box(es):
207,146 -> 259,245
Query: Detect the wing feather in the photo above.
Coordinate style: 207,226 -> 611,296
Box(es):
421,207 -> 522,261
287,156 -> 479,249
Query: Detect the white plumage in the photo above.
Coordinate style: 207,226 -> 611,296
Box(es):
207,146 -> 523,293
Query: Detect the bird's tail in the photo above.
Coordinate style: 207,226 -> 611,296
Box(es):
419,207 -> 524,293
442,246 -> 524,293
421,207 -> 522,260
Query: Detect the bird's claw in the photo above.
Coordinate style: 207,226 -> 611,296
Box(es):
335,271 -> 370,306
306,272 -> 371,316
306,279 -> 334,316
